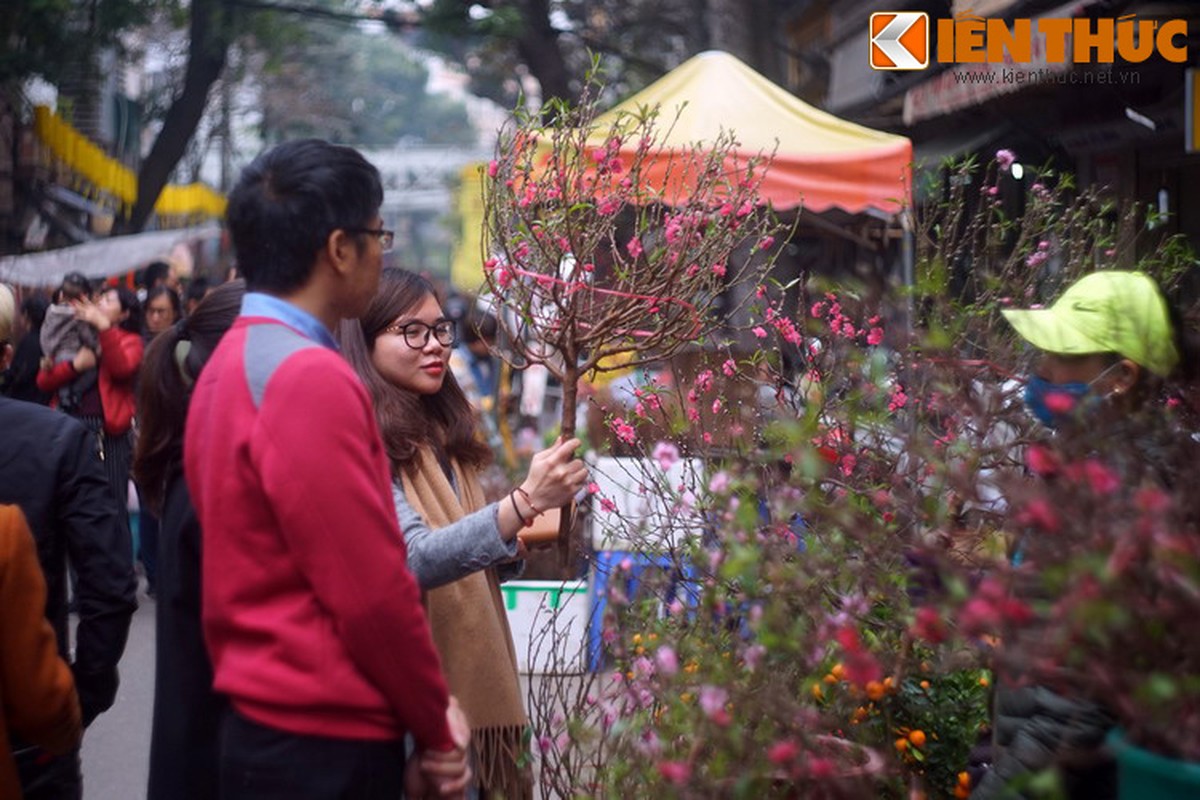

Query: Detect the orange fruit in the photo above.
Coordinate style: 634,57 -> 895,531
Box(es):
894,737 -> 908,752
908,730 -> 927,748
865,681 -> 886,701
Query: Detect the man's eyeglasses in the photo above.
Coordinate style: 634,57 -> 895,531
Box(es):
345,227 -> 395,253
382,319 -> 456,349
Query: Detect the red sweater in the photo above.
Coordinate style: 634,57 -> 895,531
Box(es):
183,316 -> 453,750
37,326 -> 143,435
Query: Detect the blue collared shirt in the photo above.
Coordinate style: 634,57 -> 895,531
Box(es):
240,292 -> 339,351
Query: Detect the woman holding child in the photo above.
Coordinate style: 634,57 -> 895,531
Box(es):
338,267 -> 588,799
38,284 -> 144,535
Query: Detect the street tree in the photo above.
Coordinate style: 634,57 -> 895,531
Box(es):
412,0 -> 783,107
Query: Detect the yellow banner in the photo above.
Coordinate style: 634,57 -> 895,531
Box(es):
33,106 -> 226,220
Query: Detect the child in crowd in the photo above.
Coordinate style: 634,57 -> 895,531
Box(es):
40,272 -> 99,411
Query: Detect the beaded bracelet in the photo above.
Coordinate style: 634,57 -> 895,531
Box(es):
514,486 -> 544,517
509,492 -> 533,527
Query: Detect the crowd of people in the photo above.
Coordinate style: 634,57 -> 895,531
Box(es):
0,138 -> 588,800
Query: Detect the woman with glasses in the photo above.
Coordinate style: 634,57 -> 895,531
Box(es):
338,267 -> 587,800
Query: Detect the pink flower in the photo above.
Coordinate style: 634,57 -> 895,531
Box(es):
911,606 -> 947,644
986,186 -> 999,197
626,236 -> 644,259
581,262 -> 595,273
686,405 -> 700,422
487,160 -> 499,178
610,417 -> 637,445
711,399 -> 723,414
694,369 -> 714,393
839,454 -> 856,476
652,441 -> 680,471
767,739 -> 800,765
708,471 -> 730,493
757,235 -> 775,250
596,197 -> 620,216
1043,391 -> 1076,415
655,645 -> 678,676
1037,240 -> 1050,251
995,148 -> 1016,170
586,482 -> 600,495
711,262 -> 727,278
657,761 -> 691,786
752,326 -> 768,339
810,301 -> 826,318
699,685 -> 730,725
1135,486 -> 1171,514
730,638 -> 761,672
866,327 -> 884,346
1025,444 -> 1059,476
1026,250 -> 1049,268
1017,498 -> 1060,532
722,359 -> 736,377
1083,459 -> 1120,495
599,498 -> 617,513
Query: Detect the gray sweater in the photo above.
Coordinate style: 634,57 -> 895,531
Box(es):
391,481 -> 522,590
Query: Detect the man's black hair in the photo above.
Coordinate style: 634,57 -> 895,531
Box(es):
140,261 -> 171,290
184,276 -> 211,306
225,139 -> 384,295
22,294 -> 49,328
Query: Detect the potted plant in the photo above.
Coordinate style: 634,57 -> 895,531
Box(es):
491,119 -> 1199,797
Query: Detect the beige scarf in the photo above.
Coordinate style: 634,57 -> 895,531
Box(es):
400,448 -> 532,799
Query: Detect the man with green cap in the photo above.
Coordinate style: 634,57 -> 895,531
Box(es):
1001,271 -> 1180,428
971,271 -> 1186,800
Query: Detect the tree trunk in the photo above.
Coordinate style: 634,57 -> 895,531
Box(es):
556,359 -> 579,570
705,0 -> 756,67
516,0 -> 574,105
121,0 -> 230,233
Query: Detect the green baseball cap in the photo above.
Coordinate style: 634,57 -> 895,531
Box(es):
1001,271 -> 1179,377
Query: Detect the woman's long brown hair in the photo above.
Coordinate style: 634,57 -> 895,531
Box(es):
133,280 -> 245,513
338,267 -> 491,475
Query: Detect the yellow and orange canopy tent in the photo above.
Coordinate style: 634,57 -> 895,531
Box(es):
452,51 -> 912,289
574,50 -> 911,215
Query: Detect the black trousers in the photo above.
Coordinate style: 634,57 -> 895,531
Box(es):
219,710 -> 407,800
15,745 -> 82,800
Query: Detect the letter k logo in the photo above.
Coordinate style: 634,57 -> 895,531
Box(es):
870,12 -> 929,70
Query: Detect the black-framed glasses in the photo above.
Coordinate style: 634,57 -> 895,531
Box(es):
382,319 -> 456,349
345,226 -> 395,253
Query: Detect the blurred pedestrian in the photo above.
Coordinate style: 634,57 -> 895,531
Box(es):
0,505 -> 82,800
185,139 -> 470,800
2,294 -> 51,404
135,281 -> 244,800
0,283 -> 137,799
143,285 -> 182,339
972,271 -> 1198,800
36,285 -> 144,557
40,273 -> 98,413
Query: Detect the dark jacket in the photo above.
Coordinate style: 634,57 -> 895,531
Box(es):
971,683 -> 1116,800
0,396 -> 138,726
147,470 -> 223,800
3,329 -> 51,404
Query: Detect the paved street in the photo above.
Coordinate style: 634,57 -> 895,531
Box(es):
81,588 -> 155,799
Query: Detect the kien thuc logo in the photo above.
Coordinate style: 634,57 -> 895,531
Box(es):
870,12 -> 929,70
870,13 -> 1188,71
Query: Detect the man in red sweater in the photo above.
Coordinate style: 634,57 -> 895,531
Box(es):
184,139 -> 469,799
